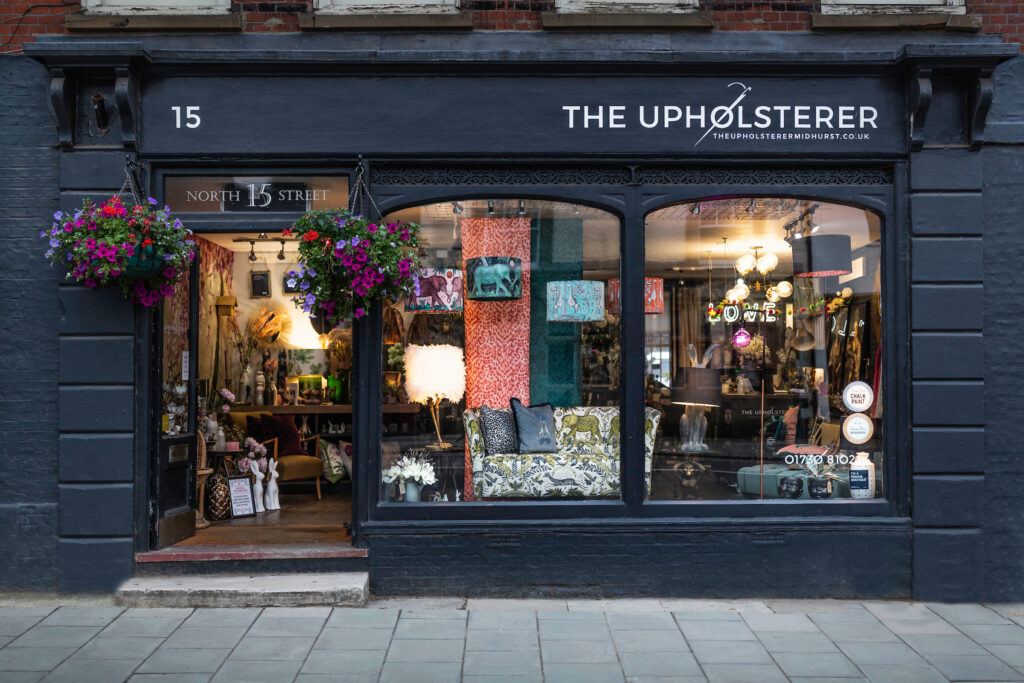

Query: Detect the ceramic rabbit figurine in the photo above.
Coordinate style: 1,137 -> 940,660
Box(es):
250,461 -> 266,513
265,459 -> 281,511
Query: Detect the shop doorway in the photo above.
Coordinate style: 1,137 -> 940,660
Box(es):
152,231 -> 354,549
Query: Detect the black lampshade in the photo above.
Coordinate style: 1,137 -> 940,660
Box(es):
671,367 -> 722,407
792,234 -> 852,278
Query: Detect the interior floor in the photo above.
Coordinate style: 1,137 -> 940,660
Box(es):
183,492 -> 351,546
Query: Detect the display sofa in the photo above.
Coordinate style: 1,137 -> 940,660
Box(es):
463,406 -> 661,498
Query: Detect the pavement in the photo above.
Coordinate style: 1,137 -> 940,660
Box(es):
0,596 -> 1023,682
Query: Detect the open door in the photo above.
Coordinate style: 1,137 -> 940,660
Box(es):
151,257 -> 200,548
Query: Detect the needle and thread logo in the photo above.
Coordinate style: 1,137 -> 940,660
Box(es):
695,81 -> 751,147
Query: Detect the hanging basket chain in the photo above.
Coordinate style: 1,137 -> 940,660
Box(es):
348,161 -> 383,222
119,154 -> 145,207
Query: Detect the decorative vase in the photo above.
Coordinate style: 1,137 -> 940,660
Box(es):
678,407 -> 709,453
808,477 -> 834,499
404,481 -> 422,502
206,474 -> 230,521
255,373 -> 265,407
214,427 -> 226,451
777,476 -> 804,499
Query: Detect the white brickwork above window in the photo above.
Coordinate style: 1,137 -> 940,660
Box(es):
820,0 -> 965,14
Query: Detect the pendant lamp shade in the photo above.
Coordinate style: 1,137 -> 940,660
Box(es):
671,367 -> 722,407
547,280 -> 605,322
792,234 -> 853,278
606,277 -> 665,314
407,268 -> 464,312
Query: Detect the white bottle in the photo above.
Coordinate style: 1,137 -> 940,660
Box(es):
849,451 -> 876,499
214,427 -> 226,451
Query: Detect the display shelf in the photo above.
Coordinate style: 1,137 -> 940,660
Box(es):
230,404 -> 420,414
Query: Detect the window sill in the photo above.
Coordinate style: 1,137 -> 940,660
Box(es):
298,11 -> 473,30
66,12 -> 243,31
811,12 -> 979,30
541,11 -> 712,30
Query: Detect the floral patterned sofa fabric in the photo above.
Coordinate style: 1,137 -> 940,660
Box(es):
463,406 -> 660,498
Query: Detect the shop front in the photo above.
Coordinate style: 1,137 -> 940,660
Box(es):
16,30 -> 1018,599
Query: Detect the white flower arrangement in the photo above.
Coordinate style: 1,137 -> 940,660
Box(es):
383,456 -> 437,486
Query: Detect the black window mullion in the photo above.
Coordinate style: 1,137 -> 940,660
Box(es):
621,189 -> 646,515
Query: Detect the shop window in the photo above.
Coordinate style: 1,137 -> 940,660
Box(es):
378,199 -> 628,503
314,0 -> 461,13
81,0 -> 230,13
645,198 -> 884,503
553,0 -> 699,11
819,0 -> 965,13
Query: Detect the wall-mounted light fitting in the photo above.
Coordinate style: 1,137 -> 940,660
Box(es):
277,240 -> 286,260
248,240 -> 257,262
517,200 -> 525,217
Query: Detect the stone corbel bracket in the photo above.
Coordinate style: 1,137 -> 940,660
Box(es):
968,68 -> 994,151
910,67 -> 932,153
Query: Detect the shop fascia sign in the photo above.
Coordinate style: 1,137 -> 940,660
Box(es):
708,300 -> 779,324
562,81 -> 879,146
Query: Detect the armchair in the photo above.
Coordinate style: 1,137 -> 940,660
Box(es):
273,434 -> 324,499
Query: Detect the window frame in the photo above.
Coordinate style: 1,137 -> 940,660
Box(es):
552,0 -> 700,12
313,0 -> 462,14
819,0 -> 965,14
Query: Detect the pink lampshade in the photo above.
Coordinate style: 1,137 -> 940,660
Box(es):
607,278 -> 665,314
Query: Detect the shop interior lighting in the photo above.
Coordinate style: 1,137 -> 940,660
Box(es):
248,241 -> 257,262
518,200 -> 526,217
808,209 -> 821,233
735,253 -> 757,275
775,280 -> 794,298
451,202 -> 463,215
690,203 -> 701,216
756,251 -> 779,274
258,232 -> 268,239
277,240 -> 286,260
487,200 -> 495,215
746,198 -> 757,215
573,204 -> 582,216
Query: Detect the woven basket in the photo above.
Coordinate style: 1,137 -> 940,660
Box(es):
206,474 -> 231,521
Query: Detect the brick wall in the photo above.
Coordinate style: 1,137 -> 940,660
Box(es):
1,0 -> 1021,54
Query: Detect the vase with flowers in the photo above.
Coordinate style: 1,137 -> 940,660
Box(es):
383,456 -> 437,502
41,196 -> 196,306
235,437 -> 269,478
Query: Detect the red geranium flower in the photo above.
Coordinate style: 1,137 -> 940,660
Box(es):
303,230 -> 319,242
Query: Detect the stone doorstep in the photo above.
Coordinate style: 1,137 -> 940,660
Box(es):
134,543 -> 367,563
115,572 -> 368,609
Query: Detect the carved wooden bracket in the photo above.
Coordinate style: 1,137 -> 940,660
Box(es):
49,68 -> 75,152
910,67 -> 932,153
968,68 -> 994,152
115,66 -> 140,151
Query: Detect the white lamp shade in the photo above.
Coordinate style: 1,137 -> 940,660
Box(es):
757,252 -> 779,274
404,344 -> 466,405
733,280 -> 750,300
735,253 -> 756,275
776,281 -> 793,298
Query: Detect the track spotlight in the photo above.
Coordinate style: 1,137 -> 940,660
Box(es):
518,200 -> 526,217
690,203 -> 701,216
746,198 -> 757,215
487,200 -> 495,215
573,204 -> 581,216
452,202 -> 463,215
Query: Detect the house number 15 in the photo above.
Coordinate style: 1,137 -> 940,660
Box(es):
171,106 -> 201,129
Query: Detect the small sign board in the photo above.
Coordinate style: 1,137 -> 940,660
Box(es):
842,413 -> 874,445
842,381 -> 873,413
227,476 -> 256,518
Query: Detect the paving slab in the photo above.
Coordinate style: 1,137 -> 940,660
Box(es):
702,663 -> 788,682
901,632 -> 991,656
116,573 -> 367,608
466,628 -> 539,651
541,662 -> 625,683
0,647 -> 78,672
247,615 -> 327,638
129,675 -> 212,683
542,638 -> 619,663
462,676 -> 542,683
0,674 -> 46,683
772,651 -> 864,678
230,636 -> 315,661
757,630 -> 841,653
378,661 -> 463,683
661,599 -> 771,614
837,640 -> 930,666
368,597 -> 466,611
611,628 -> 687,653
984,643 -> 1024,667
0,614 -> 51,638
927,603 -> 1012,625
857,662 -> 948,683
537,610 -> 606,622
670,609 -> 743,621
862,602 -> 935,621
300,648 -> 385,674
539,619 -> 610,640
814,620 -> 899,643
37,607 -> 124,627
618,650 -> 702,677
463,649 -> 542,676
136,647 -> 231,673
567,599 -> 665,612
393,617 -> 466,640
767,599 -> 866,614
468,610 -> 537,630
742,612 -> 820,632
9,626 -> 103,649
102,615 -> 190,638
959,623 -> 1024,645
677,619 -> 757,641
210,659 -> 302,682
314,626 -> 394,650
327,607 -> 398,629
466,598 -> 566,612
162,626 -> 248,649
605,611 -> 678,631
926,654 -> 1024,681
691,638 -> 773,664
879,617 -> 959,634
399,609 -> 467,620
74,636 -> 164,660
386,638 -> 465,662
42,657 -> 141,683
181,608 -> 262,629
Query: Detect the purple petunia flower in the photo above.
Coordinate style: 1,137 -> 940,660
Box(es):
147,197 -> 157,205
49,238 -> 60,248
53,211 -> 62,220
286,278 -> 297,288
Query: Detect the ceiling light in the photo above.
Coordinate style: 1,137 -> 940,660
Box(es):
690,203 -> 701,216
487,201 -> 495,215
810,222 -> 821,234
756,252 -> 779,274
518,200 -> 525,217
452,202 -> 464,215
766,287 -> 780,303
573,204 -> 581,216
733,327 -> 752,348
733,278 -> 750,301
746,198 -> 757,215
775,281 -> 793,298
257,232 -> 268,240
735,253 -> 756,275
248,241 -> 257,262
277,240 -> 286,260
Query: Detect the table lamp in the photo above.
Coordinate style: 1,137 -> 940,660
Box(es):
671,367 -> 722,453
404,344 -> 466,450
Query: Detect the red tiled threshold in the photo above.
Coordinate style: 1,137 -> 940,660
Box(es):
136,543 -> 367,563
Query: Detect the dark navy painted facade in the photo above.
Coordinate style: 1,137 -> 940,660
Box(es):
1,31 -> 1021,599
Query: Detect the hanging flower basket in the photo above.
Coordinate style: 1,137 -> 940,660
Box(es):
285,209 -> 422,328
41,195 -> 196,307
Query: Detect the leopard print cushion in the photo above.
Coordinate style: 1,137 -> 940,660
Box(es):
479,405 -> 518,456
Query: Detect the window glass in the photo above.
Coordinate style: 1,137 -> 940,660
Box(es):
378,199 -> 625,503
645,198 -> 883,502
